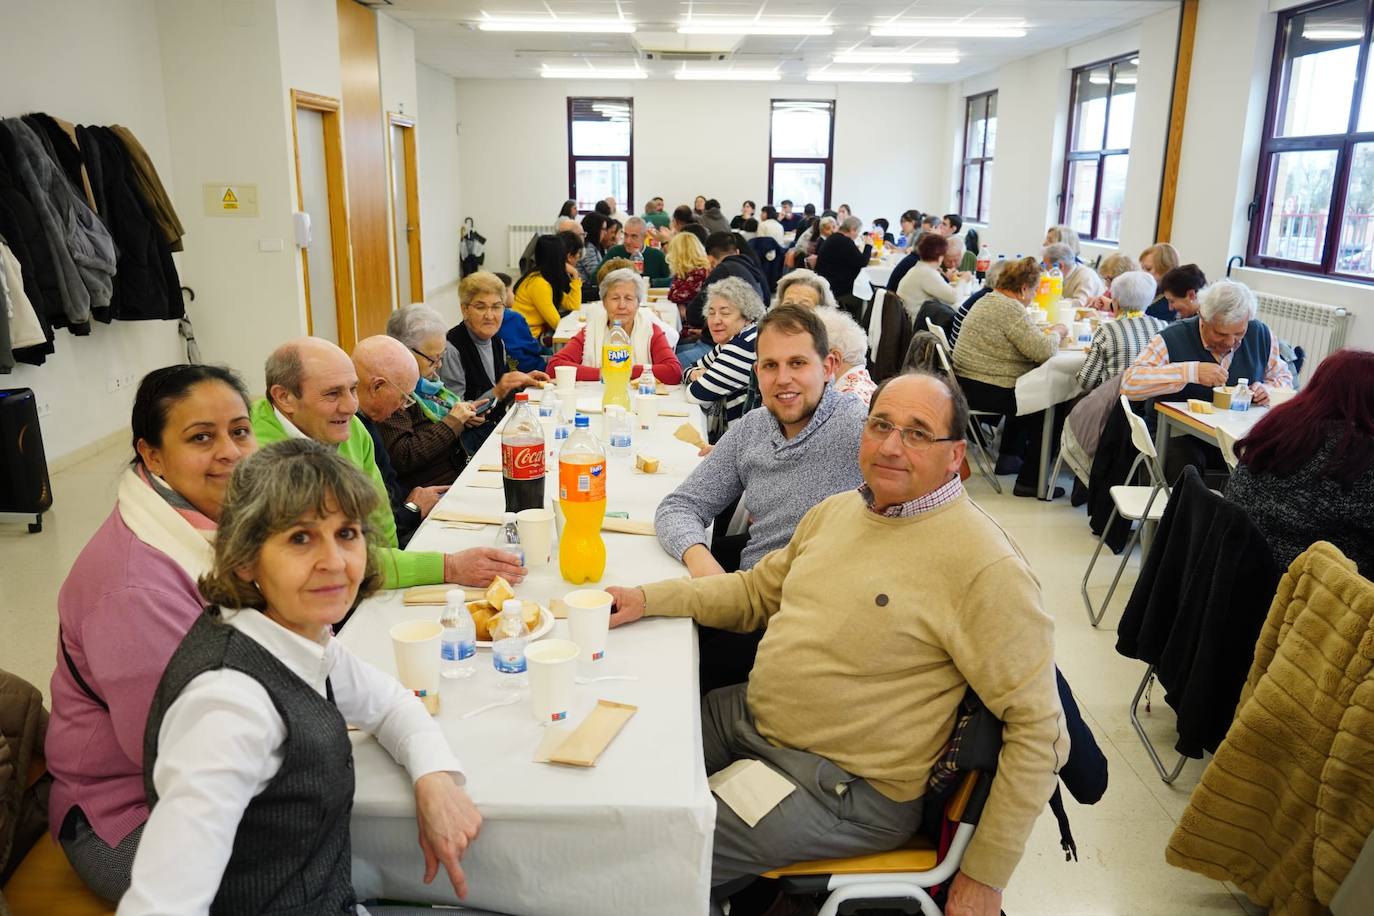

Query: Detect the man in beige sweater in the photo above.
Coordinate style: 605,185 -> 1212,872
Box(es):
608,372 -> 1067,915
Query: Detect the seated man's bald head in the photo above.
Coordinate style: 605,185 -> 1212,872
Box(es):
352,336 -> 421,422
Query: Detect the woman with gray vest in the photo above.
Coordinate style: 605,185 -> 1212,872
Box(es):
119,439 -> 481,915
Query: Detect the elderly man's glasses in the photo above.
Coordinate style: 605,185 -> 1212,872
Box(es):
410,347 -> 443,367
863,416 -> 961,450
383,378 -> 417,408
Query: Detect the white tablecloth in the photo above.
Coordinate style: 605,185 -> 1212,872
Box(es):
1015,348 -> 1087,416
340,383 -> 715,915
852,258 -> 897,302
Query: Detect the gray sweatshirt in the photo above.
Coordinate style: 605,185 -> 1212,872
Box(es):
654,385 -> 867,569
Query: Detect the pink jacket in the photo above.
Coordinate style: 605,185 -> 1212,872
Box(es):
45,508 -> 204,846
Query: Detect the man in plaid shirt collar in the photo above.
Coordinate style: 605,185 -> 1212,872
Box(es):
1076,270 -> 1168,392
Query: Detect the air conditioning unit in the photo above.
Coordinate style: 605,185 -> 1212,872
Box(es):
632,31 -> 740,62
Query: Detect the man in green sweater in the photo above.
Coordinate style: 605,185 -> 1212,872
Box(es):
604,216 -> 671,287
251,337 -> 526,590
608,372 -> 1066,915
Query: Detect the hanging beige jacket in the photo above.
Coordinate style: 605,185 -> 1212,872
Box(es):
1166,541 -> 1374,914
109,125 -> 184,252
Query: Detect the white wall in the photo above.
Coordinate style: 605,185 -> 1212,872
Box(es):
416,62 -> 462,323
452,78 -> 950,271
1,0 -> 185,462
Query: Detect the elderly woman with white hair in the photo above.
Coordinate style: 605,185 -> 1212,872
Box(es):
379,303 -> 477,489
683,276 -> 766,438
818,307 -> 876,405
1075,270 -> 1169,392
546,267 -> 684,384
1043,241 -> 1105,306
1122,278 -> 1293,479
773,268 -> 838,310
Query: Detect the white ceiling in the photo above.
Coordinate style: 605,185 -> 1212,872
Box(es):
379,0 -> 1178,84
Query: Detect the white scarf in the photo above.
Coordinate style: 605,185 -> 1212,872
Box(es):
116,468 -> 215,582
580,304 -> 661,370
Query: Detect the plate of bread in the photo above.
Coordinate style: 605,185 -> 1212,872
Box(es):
468,576 -> 554,647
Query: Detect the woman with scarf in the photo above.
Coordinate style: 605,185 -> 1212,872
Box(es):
545,268 -> 683,384
379,303 -> 478,491
45,364 -> 258,901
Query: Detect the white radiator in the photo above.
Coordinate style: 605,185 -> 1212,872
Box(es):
1253,293 -> 1351,381
506,223 -> 554,270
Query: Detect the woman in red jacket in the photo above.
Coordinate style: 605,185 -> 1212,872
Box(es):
547,267 -> 683,384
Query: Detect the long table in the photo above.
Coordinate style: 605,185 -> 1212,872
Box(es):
1015,347 -> 1088,499
339,383 -> 715,915
1153,399 -> 1269,468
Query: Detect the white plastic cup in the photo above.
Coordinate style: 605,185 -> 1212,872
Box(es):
555,365 -> 578,396
564,589 -> 613,675
635,392 -> 660,431
390,619 -> 443,714
516,507 -> 555,566
526,638 -> 579,724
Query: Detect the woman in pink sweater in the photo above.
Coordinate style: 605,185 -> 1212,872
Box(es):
45,364 -> 257,901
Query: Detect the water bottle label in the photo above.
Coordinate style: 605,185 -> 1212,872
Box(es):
443,638 -> 476,661
539,403 -> 555,417
493,644 -> 527,674
554,425 -> 570,440
502,442 -> 545,480
610,433 -> 632,448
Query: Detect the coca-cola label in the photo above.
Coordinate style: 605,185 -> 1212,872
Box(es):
503,442 -> 545,480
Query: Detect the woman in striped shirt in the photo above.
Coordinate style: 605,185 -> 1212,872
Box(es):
683,276 -> 766,440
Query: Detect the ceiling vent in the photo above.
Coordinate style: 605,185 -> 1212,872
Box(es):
632,31 -> 740,62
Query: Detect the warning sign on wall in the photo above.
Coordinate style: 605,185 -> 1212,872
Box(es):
203,183 -> 259,217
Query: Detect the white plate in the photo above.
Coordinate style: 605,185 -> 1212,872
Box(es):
475,605 -> 554,649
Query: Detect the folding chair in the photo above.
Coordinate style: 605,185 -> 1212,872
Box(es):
1129,665 -> 1189,784
926,324 -> 1002,495
761,770 -> 990,916
1080,397 -> 1169,627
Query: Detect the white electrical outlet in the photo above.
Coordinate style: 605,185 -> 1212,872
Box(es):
107,375 -> 121,392
36,401 -> 51,418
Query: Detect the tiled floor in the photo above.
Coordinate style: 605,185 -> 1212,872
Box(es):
0,445 -> 1263,915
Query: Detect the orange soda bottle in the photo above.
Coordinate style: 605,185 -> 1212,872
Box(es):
558,414 -> 607,583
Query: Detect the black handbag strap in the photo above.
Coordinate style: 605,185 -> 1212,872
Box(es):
59,624 -> 109,712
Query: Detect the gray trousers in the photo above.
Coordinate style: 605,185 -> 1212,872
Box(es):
58,808 -> 142,903
702,684 -> 924,895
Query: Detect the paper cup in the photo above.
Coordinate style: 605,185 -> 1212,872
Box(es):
565,588 -> 613,675
555,365 -> 578,395
517,507 -> 555,566
390,619 -> 443,714
635,392 -> 660,430
1212,386 -> 1233,410
526,639 -> 579,724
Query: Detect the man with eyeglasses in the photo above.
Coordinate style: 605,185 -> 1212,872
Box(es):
609,370 -> 1067,916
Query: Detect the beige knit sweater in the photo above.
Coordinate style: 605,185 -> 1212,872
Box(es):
642,491 -> 1068,888
952,290 -> 1058,388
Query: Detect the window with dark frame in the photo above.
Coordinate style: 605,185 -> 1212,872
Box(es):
959,90 -> 996,224
567,97 -> 633,214
768,99 -> 835,211
1248,0 -> 1374,282
1060,54 -> 1137,243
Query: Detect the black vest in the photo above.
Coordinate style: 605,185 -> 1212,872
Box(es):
446,322 -> 508,403
144,611 -> 356,915
1157,316 -> 1271,403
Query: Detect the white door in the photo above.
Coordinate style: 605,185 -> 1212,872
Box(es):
298,109 -> 338,343
391,123 -> 413,306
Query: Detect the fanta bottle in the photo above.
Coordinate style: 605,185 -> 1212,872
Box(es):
558,415 -> 607,583
601,320 -> 633,409
1034,270 -> 1054,311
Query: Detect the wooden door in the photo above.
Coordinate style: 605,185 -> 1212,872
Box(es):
290,90 -> 356,349
388,113 -> 423,306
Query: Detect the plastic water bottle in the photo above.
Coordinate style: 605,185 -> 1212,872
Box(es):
1231,379 -> 1252,412
495,511 -> 525,566
637,366 -> 656,399
607,405 -> 633,467
440,590 -> 476,679
491,598 -> 529,687
538,387 -> 558,419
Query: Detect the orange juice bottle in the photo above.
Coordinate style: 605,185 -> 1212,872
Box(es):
1034,270 -> 1053,311
558,414 -> 607,583
601,320 -> 633,409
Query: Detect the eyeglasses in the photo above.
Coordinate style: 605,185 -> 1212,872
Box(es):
466,304 -> 503,316
410,347 -> 443,367
863,416 -> 961,450
382,378 -> 417,408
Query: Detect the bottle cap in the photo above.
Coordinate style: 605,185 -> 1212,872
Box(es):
445,589 -> 465,606
502,599 -> 523,616
503,512 -> 516,522
575,414 -> 590,428
515,392 -> 528,402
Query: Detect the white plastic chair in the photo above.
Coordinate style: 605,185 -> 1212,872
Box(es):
926,325 -> 1002,494
1080,396 -> 1170,627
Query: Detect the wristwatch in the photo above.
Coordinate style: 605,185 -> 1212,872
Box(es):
404,500 -> 421,514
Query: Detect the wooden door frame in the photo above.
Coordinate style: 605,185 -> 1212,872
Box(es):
387,111 -> 424,305
290,89 -> 356,348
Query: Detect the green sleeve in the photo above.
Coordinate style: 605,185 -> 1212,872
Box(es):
647,248 -> 671,287
352,421 -> 446,587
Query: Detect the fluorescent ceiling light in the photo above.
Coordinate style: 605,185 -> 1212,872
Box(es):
1302,28 -> 1364,40
481,18 -> 635,34
677,20 -> 833,36
674,70 -> 781,81
541,67 -> 647,80
807,70 -> 913,83
832,50 -> 959,65
871,21 -> 1026,39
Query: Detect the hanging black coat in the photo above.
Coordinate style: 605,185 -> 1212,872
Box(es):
77,125 -> 182,322
0,126 -> 81,338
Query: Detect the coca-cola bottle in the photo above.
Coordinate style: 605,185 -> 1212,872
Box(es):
501,392 -> 545,512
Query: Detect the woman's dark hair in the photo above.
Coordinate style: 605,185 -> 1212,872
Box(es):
761,205 -> 778,221
131,364 -> 251,461
900,209 -> 920,225
916,234 -> 948,262
558,199 -> 577,219
673,204 -> 696,225
495,271 -> 513,288
873,218 -> 890,232
515,233 -> 578,300
965,228 -> 980,254
742,200 -> 756,212
581,212 -> 606,240
1160,263 -> 1207,296
1235,348 -> 1374,488
594,200 -> 612,216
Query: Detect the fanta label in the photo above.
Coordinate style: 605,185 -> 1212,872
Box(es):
559,460 -> 606,502
605,346 -> 631,366
502,442 -> 545,480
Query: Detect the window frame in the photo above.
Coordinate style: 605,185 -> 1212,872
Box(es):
566,96 -> 634,215
767,99 -> 836,211
959,90 -> 997,224
1059,53 -> 1137,243
1246,0 -> 1374,283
